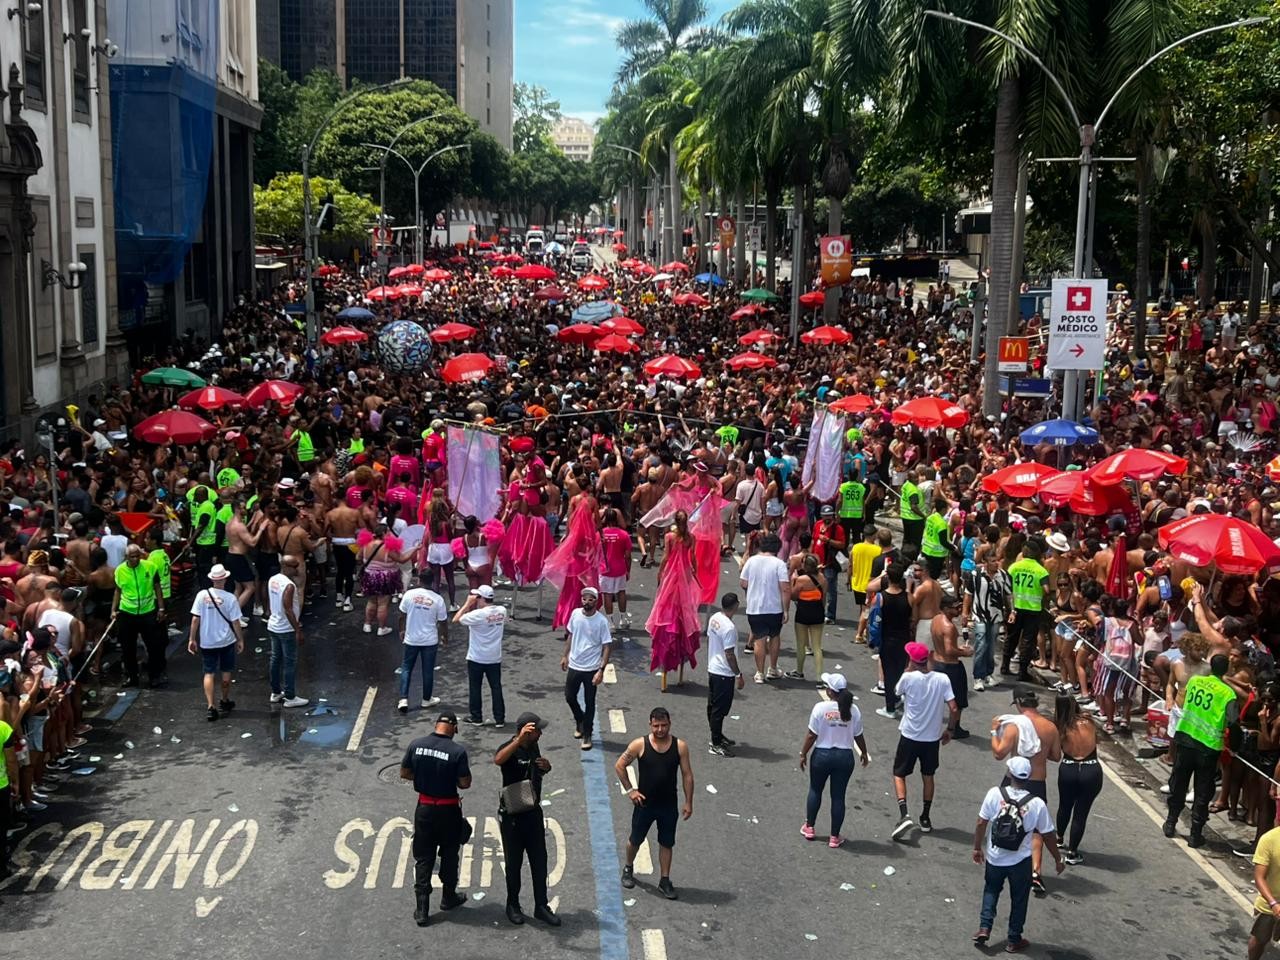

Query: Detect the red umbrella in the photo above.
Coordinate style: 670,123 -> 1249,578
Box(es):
1039,471 -> 1133,516
1157,515 -> 1280,575
366,285 -> 402,301
601,316 -> 645,335
446,255 -> 468,265
828,394 -> 875,414
441,353 -> 496,384
319,325 -> 369,346
422,267 -> 453,282
799,290 -> 826,308
388,263 -> 425,279
491,265 -> 515,278
891,396 -> 969,429
430,322 -> 478,343
632,263 -> 657,277
514,264 -> 557,281
674,292 -> 709,307
533,285 -> 569,301
482,250 -> 502,261
612,230 -> 625,238
644,354 -> 701,379
661,261 -> 691,274
314,264 -> 341,277
477,241 -> 494,250
730,304 -> 766,321
980,462 -> 1063,498
619,258 -> 644,270
739,328 -> 780,347
725,352 -> 778,371
395,283 -> 424,298
244,379 -> 305,408
800,325 -> 853,346
177,386 -> 245,412
578,274 -> 610,291
557,323 -> 604,344
612,242 -> 628,253
1088,448 -> 1188,486
133,409 -> 218,445
595,333 -> 639,354
499,253 -> 524,265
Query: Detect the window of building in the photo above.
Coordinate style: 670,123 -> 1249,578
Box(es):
487,3 -> 490,21
72,0 -> 90,121
78,249 -> 98,347
486,106 -> 491,125
225,0 -> 246,90
486,81 -> 490,99
486,55 -> 490,73
22,3 -> 45,111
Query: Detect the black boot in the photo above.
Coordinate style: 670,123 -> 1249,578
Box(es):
1188,828 -> 1206,848
439,889 -> 467,910
506,902 -> 526,925
1162,818 -> 1177,838
414,890 -> 430,927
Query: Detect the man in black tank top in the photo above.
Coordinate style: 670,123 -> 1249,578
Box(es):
614,707 -> 695,900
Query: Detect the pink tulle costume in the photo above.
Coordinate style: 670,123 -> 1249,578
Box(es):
498,460 -> 553,586
543,495 -> 602,629
639,484 -> 731,608
646,531 -> 701,672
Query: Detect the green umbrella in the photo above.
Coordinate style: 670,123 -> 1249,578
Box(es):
141,366 -> 207,388
741,287 -> 780,303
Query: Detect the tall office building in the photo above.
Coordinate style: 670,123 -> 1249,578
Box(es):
552,117 -> 595,163
257,0 -> 513,150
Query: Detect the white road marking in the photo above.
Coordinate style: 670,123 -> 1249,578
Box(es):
1099,756 -> 1252,912
633,838 -> 653,875
346,686 -> 377,752
609,709 -> 627,733
641,928 -> 668,960
603,663 -> 618,684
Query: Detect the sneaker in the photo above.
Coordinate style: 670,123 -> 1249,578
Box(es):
828,834 -> 845,848
334,597 -> 344,608
24,800 -> 47,812
31,790 -> 52,802
985,677 -> 999,688
825,617 -> 836,625
254,605 -> 266,616
1232,846 -> 1254,859
1006,938 -> 1031,953
1030,872 -> 1046,896
620,865 -> 635,888
207,707 -> 219,722
951,727 -> 971,740
398,698 -> 409,714
1159,783 -> 1171,795
580,741 -> 592,751
238,617 -> 250,628
875,707 -> 897,719
871,682 -> 885,695
1162,819 -> 1177,838
219,699 -> 236,713
376,626 -> 393,636
708,743 -> 734,758
919,814 -> 933,833
269,692 -> 285,704
343,599 -> 353,612
753,672 -> 765,684
1062,849 -> 1084,865
783,670 -> 805,680
421,697 -> 441,708
870,652 -> 880,661
493,721 -> 506,729
283,696 -> 309,708
766,667 -> 783,680
362,623 -> 372,634
801,822 -> 816,841
973,679 -> 986,692
621,612 -> 633,628
658,877 -> 678,900
461,716 -> 484,726
891,816 -> 913,840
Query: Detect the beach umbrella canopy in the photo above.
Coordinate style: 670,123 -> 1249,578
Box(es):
980,462 -> 1063,498
644,354 -> 701,379
490,265 -> 515,278
828,394 -> 875,414
799,290 -> 826,308
891,396 -> 969,429
319,325 -> 368,346
422,267 -> 453,282
244,379 -> 304,408
571,301 -> 622,323
800,325 -> 853,346
177,386 -> 245,412
388,264 -> 424,279
731,305 -> 767,321
612,242 -> 628,253
395,283 -> 424,298
429,322 -> 478,343
739,328 -> 780,347
1157,514 -> 1280,575
533,285 -> 569,301
673,292 -> 709,307
1088,448 -> 1188,486
366,285 -> 402,301
314,264 -> 342,277
1038,471 -> 1133,516
578,274 -> 610,291
725,352 -> 778,371
1020,418 -> 1100,447
594,333 -> 639,354
693,272 -> 726,286
1267,454 -> 1280,484
337,306 -> 375,321
601,316 -> 644,335
631,262 -> 657,276
619,258 -> 644,270
741,287 -> 780,302
514,264 -> 557,281
556,323 -> 604,344
133,410 -> 218,445
141,366 -> 207,388
661,262 -> 691,273
441,353 -> 496,384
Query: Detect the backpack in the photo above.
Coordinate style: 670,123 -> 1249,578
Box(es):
866,593 -> 883,650
1100,617 -> 1136,671
990,786 -> 1031,851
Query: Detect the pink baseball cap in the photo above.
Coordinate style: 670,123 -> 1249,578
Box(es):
905,642 -> 930,663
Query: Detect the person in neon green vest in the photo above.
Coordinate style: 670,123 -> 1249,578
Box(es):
919,499 -> 955,579
899,469 -> 925,554
1003,541 -> 1049,681
836,474 -> 866,546
1164,653 -> 1240,848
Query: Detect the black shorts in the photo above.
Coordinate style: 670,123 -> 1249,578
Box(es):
227,553 -> 256,584
893,735 -> 941,777
853,591 -> 867,607
740,516 -> 760,533
747,613 -> 783,638
257,551 -> 281,579
1002,774 -> 1049,805
938,661 -> 969,710
923,554 -> 946,579
604,491 -> 624,509
629,801 -> 679,849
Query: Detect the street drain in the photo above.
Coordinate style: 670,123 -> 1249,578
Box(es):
377,763 -> 412,785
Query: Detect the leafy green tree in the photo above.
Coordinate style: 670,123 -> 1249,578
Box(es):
254,63 -> 345,185
513,82 -> 562,153
254,174 -> 381,248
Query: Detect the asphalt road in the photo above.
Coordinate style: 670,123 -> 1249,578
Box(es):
1,547 -> 1258,960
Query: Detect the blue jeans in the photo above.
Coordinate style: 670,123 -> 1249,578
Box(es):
400,643 -> 438,700
972,620 -> 997,681
823,567 -> 839,620
467,659 -> 505,723
979,857 -> 1032,942
806,747 -> 855,835
269,630 -> 298,697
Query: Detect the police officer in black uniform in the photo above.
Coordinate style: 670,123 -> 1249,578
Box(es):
494,711 -> 561,927
400,710 -> 472,926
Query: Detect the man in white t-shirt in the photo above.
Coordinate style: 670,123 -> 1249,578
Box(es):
187,565 -> 244,722
972,757 -> 1064,952
560,587 -> 612,751
398,568 -> 449,714
455,584 -> 508,726
266,554 -> 307,708
890,641 -> 957,842
739,534 -> 791,683
735,474 -> 765,536
706,593 -> 745,757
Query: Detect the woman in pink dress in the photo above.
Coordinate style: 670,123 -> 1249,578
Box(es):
497,444 -> 554,586
543,490 -> 602,629
646,510 -> 701,685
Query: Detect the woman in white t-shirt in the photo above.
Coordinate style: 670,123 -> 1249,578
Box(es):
798,673 -> 870,848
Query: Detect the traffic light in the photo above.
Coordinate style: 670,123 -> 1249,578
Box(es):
318,193 -> 339,233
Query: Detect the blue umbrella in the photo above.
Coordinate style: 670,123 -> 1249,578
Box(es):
694,272 -> 726,286
572,301 -> 621,323
1020,418 -> 1099,446
338,306 -> 375,321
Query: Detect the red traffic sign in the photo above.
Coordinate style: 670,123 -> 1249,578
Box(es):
998,336 -> 1029,373
718,215 -> 735,233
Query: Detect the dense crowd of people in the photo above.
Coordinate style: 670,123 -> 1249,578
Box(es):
3,235 -> 1280,951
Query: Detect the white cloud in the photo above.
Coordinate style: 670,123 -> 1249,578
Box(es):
560,33 -> 605,48
536,7 -> 626,35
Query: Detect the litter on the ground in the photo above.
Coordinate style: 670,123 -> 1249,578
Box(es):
548,788 -> 566,797
805,934 -> 818,941
89,755 -> 101,762
705,784 -> 717,794
153,727 -> 163,734
726,812 -> 741,818
540,800 -> 551,807
394,667 -> 402,674
228,803 -> 239,813
730,715 -> 741,720
944,897 -> 955,903
307,728 -> 319,734
170,736 -> 181,743
72,767 -> 95,775
117,691 -> 127,697
318,698 -> 328,703
113,753 -> 124,760
124,740 -> 135,749
624,898 -> 636,906
472,892 -> 485,901
839,883 -> 854,891
241,732 -> 253,739
883,866 -> 896,876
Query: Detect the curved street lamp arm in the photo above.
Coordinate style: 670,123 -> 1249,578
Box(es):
1094,16 -> 1268,136
304,78 -> 413,163
415,142 -> 472,178
602,142 -> 659,179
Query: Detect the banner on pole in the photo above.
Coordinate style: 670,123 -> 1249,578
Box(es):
446,427 -> 502,521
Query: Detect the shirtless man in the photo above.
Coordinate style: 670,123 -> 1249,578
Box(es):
991,690 -> 1061,896
252,499 -> 282,618
598,454 -> 625,516
631,468 -> 663,568
277,504 -> 325,607
311,462 -> 338,512
932,591 -> 974,738
909,559 -> 943,649
15,551 -> 59,626
326,499 -> 362,612
300,496 -> 331,601
1040,534 -> 1074,672
63,521 -> 94,585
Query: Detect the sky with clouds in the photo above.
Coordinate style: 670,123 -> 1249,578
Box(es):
515,0 -> 741,126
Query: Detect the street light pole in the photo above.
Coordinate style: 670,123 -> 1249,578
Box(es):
376,112 -> 448,270
602,143 -> 659,257
925,10 -> 1265,423
365,141 -> 472,267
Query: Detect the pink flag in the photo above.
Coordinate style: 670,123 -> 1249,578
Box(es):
446,427 -> 502,521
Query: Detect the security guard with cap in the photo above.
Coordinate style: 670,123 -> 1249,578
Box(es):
1164,653 -> 1241,848
401,710 -> 472,926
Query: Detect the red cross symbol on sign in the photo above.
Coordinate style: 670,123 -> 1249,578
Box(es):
1067,286 -> 1091,311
